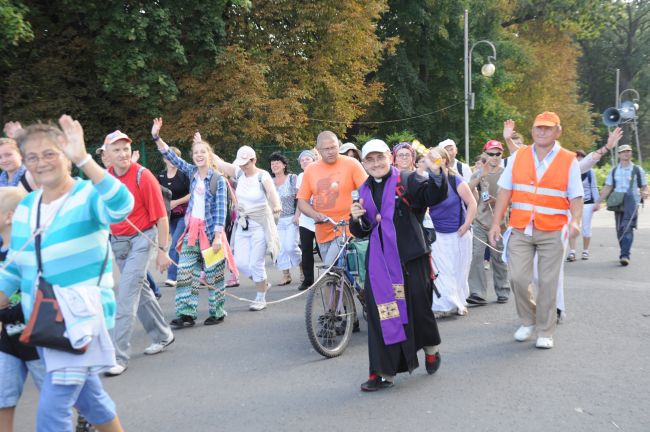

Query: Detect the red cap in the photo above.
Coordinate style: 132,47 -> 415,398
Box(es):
103,130 -> 132,146
483,140 -> 504,151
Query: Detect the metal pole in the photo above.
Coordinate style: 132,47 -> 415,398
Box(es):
463,9 -> 470,164
633,118 -> 643,164
614,68 -> 620,166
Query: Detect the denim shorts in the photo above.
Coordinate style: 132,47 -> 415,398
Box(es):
0,351 -> 45,408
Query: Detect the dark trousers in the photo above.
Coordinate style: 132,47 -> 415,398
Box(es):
614,195 -> 638,259
299,227 -> 316,284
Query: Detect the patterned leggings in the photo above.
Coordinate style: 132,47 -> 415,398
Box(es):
175,238 -> 226,319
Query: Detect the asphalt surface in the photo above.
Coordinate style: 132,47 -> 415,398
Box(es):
14,209 -> 650,432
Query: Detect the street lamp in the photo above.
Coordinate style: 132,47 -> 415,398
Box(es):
618,88 -> 643,164
464,9 -> 497,163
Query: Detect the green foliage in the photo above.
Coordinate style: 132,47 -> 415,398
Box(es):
0,0 -> 32,53
385,130 -> 415,146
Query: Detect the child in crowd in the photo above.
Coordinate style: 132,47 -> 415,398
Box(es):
0,187 -> 46,432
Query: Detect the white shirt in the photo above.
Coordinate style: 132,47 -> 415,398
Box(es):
452,159 -> 473,183
296,173 -> 315,232
234,167 -> 272,210
190,174 -> 206,219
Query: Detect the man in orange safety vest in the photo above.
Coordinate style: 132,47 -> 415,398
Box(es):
488,112 -> 583,350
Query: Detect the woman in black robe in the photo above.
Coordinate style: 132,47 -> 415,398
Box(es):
350,140 -> 448,391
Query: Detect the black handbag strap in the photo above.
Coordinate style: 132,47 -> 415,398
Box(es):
35,195 -> 110,284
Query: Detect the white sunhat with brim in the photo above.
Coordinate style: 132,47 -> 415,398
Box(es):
232,145 -> 256,166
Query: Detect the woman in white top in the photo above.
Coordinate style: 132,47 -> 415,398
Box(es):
294,150 -> 317,291
216,146 -> 281,311
269,152 -> 301,286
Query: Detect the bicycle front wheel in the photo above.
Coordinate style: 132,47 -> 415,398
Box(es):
305,273 -> 356,358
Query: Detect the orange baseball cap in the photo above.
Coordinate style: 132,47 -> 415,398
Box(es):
533,112 -> 561,127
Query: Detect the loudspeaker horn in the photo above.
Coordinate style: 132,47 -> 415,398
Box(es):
602,107 -> 621,127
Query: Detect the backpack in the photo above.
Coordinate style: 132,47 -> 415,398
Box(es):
136,166 -> 172,218
456,160 -> 464,177
209,173 -> 237,240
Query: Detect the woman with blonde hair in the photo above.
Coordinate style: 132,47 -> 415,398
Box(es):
152,118 -> 229,328
428,147 -> 477,317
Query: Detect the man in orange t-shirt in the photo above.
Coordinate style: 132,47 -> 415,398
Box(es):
297,131 -> 368,265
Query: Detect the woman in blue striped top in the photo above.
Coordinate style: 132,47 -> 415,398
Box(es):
0,116 -> 133,432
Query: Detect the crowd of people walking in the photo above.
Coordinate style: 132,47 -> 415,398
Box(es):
0,110 -> 647,429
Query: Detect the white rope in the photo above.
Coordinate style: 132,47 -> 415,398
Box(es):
124,218 -> 350,305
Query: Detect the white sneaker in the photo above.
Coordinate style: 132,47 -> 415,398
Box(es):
144,334 -> 175,355
536,337 -> 554,349
249,300 -> 267,311
514,325 -> 535,342
164,279 -> 177,287
104,364 -> 127,377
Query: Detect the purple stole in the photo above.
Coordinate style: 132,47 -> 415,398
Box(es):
358,167 -> 407,345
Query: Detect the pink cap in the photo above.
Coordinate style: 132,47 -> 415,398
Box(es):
483,140 -> 504,151
103,130 -> 132,146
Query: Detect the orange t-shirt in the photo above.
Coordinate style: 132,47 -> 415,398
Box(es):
297,155 -> 368,243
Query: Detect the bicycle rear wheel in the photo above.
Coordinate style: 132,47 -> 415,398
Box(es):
305,273 -> 356,358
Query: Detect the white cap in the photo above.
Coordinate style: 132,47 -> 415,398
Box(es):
437,139 -> 456,149
361,139 -> 390,159
233,145 -> 256,166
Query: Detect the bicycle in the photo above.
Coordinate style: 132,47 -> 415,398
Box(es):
305,218 -> 368,358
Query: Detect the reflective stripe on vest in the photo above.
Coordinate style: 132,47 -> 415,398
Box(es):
509,145 -> 574,231
510,202 -> 569,216
511,184 -> 568,198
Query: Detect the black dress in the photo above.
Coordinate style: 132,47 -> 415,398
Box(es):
350,169 -> 448,376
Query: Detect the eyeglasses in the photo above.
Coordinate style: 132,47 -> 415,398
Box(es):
396,153 -> 412,159
24,151 -> 62,166
485,152 -> 502,157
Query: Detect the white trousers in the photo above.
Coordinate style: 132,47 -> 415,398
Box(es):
430,230 -> 472,313
275,216 -> 301,270
234,220 -> 267,283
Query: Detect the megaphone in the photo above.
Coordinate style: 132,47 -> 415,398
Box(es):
619,100 -> 637,120
602,107 -> 621,127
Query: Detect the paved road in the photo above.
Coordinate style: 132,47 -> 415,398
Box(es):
15,209 -> 650,431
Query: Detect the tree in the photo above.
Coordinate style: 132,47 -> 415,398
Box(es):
224,0 -> 389,147
579,0 -> 650,157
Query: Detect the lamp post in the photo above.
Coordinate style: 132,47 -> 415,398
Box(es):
463,9 -> 497,163
618,88 -> 642,164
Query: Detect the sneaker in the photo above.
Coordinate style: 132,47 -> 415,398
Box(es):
144,334 -> 175,355
170,315 -> 195,329
425,352 -> 441,375
557,308 -> 565,324
566,251 -> 576,262
620,257 -> 630,266
104,364 -> 127,377
360,374 -> 394,392
496,295 -> 509,304
164,279 -> 177,287
581,251 -> 589,260
514,325 -> 535,342
536,336 -> 554,349
466,293 -> 487,306
249,299 -> 267,311
483,260 -> 490,270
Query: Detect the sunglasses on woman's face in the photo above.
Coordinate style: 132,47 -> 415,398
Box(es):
486,152 -> 502,157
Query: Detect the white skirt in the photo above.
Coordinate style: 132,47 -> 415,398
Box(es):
275,216 -> 301,270
430,230 -> 473,313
